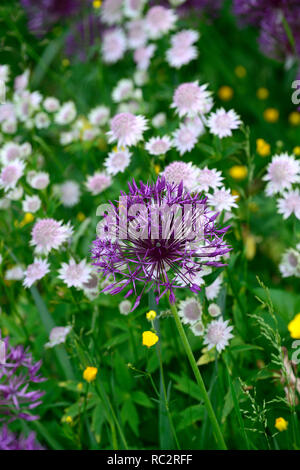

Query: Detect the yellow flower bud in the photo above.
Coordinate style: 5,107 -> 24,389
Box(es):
263,108 -> 279,123
275,417 -> 288,432
218,86 -> 234,101
83,366 -> 98,383
146,310 -> 156,321
229,165 -> 248,181
289,111 -> 300,126
256,138 -> 271,157
256,87 -> 269,100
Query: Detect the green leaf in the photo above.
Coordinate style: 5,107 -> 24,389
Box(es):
132,390 -> 154,408
121,400 -> 139,436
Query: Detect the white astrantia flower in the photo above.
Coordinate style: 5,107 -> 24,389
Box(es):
171,29 -> 199,47
172,124 -> 198,155
23,258 -> 50,288
101,0 -> 124,25
59,180 -> 81,207
0,64 -> 9,82
162,160 -> 199,191
204,318 -> 233,353
205,276 -> 222,300
134,44 -> 156,70
134,69 -> 148,86
45,326 -> 72,349
207,108 -> 241,138
88,106 -> 110,127
184,115 -> 205,138
58,258 -> 92,289
178,297 -> 202,325
4,265 -> 24,281
190,321 -> 205,337
104,148 -> 131,175
31,218 -> 73,255
27,171 -> 50,190
7,186 -> 23,201
43,97 -> 60,113
124,0 -> 146,19
119,300 -> 132,315
0,142 -> 22,164
82,127 -> 99,142
55,101 -> 76,125
145,6 -> 177,39
207,187 -> 238,212
35,112 -> 50,129
22,195 -> 41,213
20,142 -> 32,158
145,136 -> 172,155
127,19 -> 147,49
208,303 -> 222,318
112,79 -> 134,103
0,160 -> 25,192
166,44 -> 198,69
85,171 -> 112,195
279,248 -> 300,278
2,119 -> 17,134
107,112 -> 148,147
14,69 -> 30,92
102,28 -> 127,64
152,112 -> 166,128
277,189 -> 300,220
82,272 -> 99,300
175,265 -> 212,288
263,153 -> 300,196
194,167 -> 224,192
0,197 -> 10,209
171,82 -> 213,117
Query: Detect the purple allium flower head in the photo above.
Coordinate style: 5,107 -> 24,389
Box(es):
91,177 -> 231,310
0,332 -> 45,422
0,425 -> 44,450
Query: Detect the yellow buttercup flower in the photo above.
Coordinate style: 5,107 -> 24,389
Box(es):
263,108 -> 279,123
62,58 -> 70,67
293,146 -> 300,156
288,313 -> 300,339
93,0 -> 102,8
83,366 -> 98,383
65,416 -> 73,424
257,87 -> 269,100
77,212 -> 86,222
146,310 -> 156,321
218,85 -> 233,101
154,164 -> 160,175
235,65 -> 246,78
289,111 -> 300,126
142,331 -> 159,348
275,417 -> 288,432
256,138 -> 271,157
229,165 -> 248,180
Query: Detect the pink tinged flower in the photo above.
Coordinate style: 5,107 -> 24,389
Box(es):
207,108 -> 241,138
205,276 -> 222,300
88,106 -> 110,126
207,187 -> 238,212
22,195 -> 41,213
166,44 -> 198,69
134,44 -> 156,70
208,303 -> 222,317
59,180 -> 80,207
27,171 -> 50,190
102,28 -> 127,64
162,160 -> 198,190
23,258 -> 50,288
263,153 -> 300,195
55,102 -> 76,125
112,79 -> 134,102
14,70 -> 29,92
204,318 -> 233,352
171,82 -> 213,117
85,171 -> 112,195
58,258 -> 92,289
43,97 -> 60,112
35,112 -> 50,129
124,0 -> 145,19
4,265 -> 24,281
101,0 -> 124,25
178,297 -> 203,325
107,112 -> 148,147
2,119 -> 17,134
279,249 -> 300,278
119,300 -> 132,315
0,142 -> 22,164
171,29 -> 199,47
172,124 -> 198,155
45,326 -> 72,348
277,189 -> 300,220
145,136 -> 172,155
0,160 -> 24,192
127,19 -> 147,49
31,218 -> 73,255
145,6 -> 177,39
195,167 -> 224,192
191,321 -> 204,336
104,148 -> 131,175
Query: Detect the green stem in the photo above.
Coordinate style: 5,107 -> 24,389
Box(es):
168,299 -> 227,450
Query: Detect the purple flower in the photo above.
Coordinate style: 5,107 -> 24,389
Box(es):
0,332 -> 46,422
91,177 -> 230,310
0,425 -> 44,450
